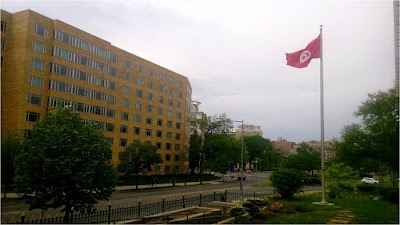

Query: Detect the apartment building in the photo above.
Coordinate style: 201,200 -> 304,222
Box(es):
1,9 -> 192,174
235,124 -> 263,139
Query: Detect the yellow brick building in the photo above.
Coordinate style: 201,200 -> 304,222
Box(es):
1,9 -> 192,174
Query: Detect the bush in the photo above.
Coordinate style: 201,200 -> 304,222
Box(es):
242,197 -> 270,218
229,206 -> 246,219
270,169 -> 305,199
328,184 -> 341,199
356,184 -> 377,192
383,189 -> 399,203
338,182 -> 354,191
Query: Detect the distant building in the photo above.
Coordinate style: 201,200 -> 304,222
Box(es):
305,140 -> 335,161
235,124 -> 263,139
189,101 -> 206,135
273,137 -> 296,156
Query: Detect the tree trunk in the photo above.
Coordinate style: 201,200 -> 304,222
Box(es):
199,153 -> 205,185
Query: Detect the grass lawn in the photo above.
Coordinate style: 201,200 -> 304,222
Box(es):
239,192 -> 399,224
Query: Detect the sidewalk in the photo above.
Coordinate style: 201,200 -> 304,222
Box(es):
1,176 -> 236,199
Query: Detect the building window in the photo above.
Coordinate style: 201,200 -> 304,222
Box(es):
148,81 -> 154,89
122,86 -> 130,94
156,142 -> 162,149
106,137 -> 113,144
159,73 -> 165,81
26,112 -> 40,122
148,93 -> 154,100
156,130 -> 162,138
167,110 -> 173,117
28,93 -> 41,105
166,143 -> 172,150
149,69 -> 155,77
158,96 -> 164,104
176,122 -> 181,129
165,166 -> 170,173
165,154 -> 171,161
174,155 -> 180,161
159,85 -> 165,92
169,78 -> 174,85
147,105 -> 153,112
124,73 -> 132,81
167,121 -> 172,128
135,102 -> 142,110
134,114 -> 141,122
157,119 -> 163,126
178,81 -> 183,88
146,129 -> 152,136
32,41 -> 46,54
136,89 -> 143,98
31,58 -> 44,71
124,60 -> 132,69
121,112 -> 129,121
106,123 -> 114,132
34,24 -> 47,36
24,130 -> 32,139
168,99 -> 173,106
122,99 -> 130,107
111,54 -> 118,63
175,144 -> 180,150
120,125 -> 128,133
166,132 -> 172,139
154,165 -> 160,172
1,21 -> 7,32
136,64 -> 144,73
120,139 -> 127,147
136,77 -> 144,86
158,107 -> 163,115
177,112 -> 182,119
29,76 -> 43,88
134,127 -> 141,135
146,117 -> 152,125
110,82 -> 117,90
169,88 -> 174,95
175,133 -> 180,140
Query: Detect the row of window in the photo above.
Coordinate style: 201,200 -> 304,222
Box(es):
34,23 -> 187,89
118,138 -> 180,151
54,30 -> 115,61
49,80 -> 116,104
47,97 -> 115,118
51,63 -> 116,90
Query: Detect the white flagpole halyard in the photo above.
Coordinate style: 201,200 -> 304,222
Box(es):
319,24 -> 327,204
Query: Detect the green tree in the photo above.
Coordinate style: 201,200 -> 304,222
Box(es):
118,140 -> 163,188
270,168 -> 305,199
188,130 -> 202,175
243,136 -> 273,168
283,143 -> 320,175
335,88 -> 399,186
1,131 -> 22,199
258,148 -> 284,170
15,108 -> 117,223
191,113 -> 233,184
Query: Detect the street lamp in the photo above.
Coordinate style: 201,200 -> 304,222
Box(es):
233,119 -> 244,202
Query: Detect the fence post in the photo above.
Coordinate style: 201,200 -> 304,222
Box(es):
71,207 -> 75,224
199,194 -> 202,207
182,195 -> 185,208
138,200 -> 141,218
107,202 -> 111,224
162,197 -> 165,213
213,192 -> 216,201
21,212 -> 25,224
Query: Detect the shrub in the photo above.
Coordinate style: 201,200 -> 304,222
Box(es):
270,169 -> 305,199
383,189 -> 399,203
229,206 -> 246,220
338,182 -> 354,191
356,184 -> 377,192
377,186 -> 394,196
328,184 -> 341,199
242,197 -> 270,218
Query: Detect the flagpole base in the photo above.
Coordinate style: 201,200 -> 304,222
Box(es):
312,201 -> 334,206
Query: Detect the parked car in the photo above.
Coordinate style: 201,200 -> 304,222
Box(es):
361,177 -> 379,184
303,177 -> 322,186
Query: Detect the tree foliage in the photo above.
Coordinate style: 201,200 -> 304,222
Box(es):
118,140 -> 163,187
191,113 -> 233,183
335,88 -> 399,184
243,135 -> 273,166
283,142 -> 320,175
188,130 -> 202,175
15,108 -> 117,223
1,131 -> 22,199
270,168 -> 305,199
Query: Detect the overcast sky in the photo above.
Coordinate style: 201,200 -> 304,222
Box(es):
1,0 -> 396,142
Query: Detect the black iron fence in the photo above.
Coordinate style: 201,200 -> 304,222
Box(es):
4,190 -> 277,224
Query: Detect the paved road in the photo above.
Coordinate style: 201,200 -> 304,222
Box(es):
1,172 -> 322,222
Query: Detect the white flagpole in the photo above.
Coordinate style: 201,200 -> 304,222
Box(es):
319,25 -> 327,204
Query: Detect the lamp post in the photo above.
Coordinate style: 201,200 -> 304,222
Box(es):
233,119 -> 244,202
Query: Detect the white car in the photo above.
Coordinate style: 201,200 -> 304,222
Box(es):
361,177 -> 379,184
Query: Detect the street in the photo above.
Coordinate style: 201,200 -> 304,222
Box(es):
1,172 -> 322,222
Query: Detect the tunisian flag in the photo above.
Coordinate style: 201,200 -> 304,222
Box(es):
286,35 -> 321,68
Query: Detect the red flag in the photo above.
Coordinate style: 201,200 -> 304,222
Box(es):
286,35 -> 321,68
